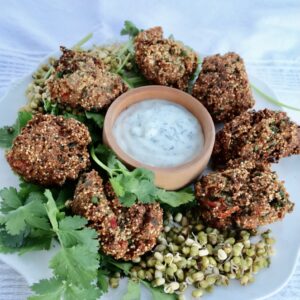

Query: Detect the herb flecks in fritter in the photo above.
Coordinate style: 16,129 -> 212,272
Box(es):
6,114 -> 91,186
192,52 -> 254,122
71,170 -> 163,261
195,160 -> 294,230
47,47 -> 127,111
213,109 -> 300,164
134,27 -> 198,90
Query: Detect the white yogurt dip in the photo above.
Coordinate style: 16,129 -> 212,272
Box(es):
113,99 -> 204,167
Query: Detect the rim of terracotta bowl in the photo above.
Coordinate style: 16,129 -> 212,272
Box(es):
103,85 -> 215,173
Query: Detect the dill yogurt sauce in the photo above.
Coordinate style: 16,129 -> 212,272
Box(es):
113,99 -> 204,168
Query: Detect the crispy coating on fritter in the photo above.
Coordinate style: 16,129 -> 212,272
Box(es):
213,109 -> 300,165
71,170 -> 163,261
6,114 -> 91,186
192,52 -> 254,122
134,27 -> 198,90
47,47 -> 127,111
195,160 -> 294,230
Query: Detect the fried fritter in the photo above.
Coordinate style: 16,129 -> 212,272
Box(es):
134,27 -> 198,90
213,109 -> 300,165
71,170 -> 163,261
195,160 -> 294,230
192,52 -> 254,122
47,47 -> 127,111
6,114 -> 91,186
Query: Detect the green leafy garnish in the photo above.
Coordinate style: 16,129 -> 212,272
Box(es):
0,188 -> 49,235
104,257 -> 133,275
0,184 -> 53,253
85,111 -> 105,128
156,187 -> 196,208
90,146 -> 194,207
30,277 -> 101,300
97,270 -> 109,293
0,111 -> 32,148
29,190 -> 103,300
121,20 -> 140,38
0,184 -> 105,299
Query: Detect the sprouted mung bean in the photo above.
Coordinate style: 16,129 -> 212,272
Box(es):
129,210 -> 274,298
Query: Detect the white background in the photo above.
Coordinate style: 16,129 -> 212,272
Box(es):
0,0 -> 299,299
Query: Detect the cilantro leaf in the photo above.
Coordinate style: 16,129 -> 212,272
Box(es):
0,126 -> 15,148
50,183 -> 75,210
15,111 -> 33,132
97,270 -> 109,294
0,222 -> 53,254
16,230 -> 54,254
0,111 -> 32,148
58,216 -> 99,252
123,280 -> 141,300
0,183 -> 54,254
121,21 -> 140,38
156,188 -> 195,207
18,180 -> 44,199
30,277 -> 101,300
0,226 -> 30,252
0,187 -> 22,213
50,244 -> 99,288
104,258 -> 133,275
30,278 -> 66,300
110,176 -> 126,197
0,188 -> 49,235
85,111 -> 104,128
119,192 -> 136,207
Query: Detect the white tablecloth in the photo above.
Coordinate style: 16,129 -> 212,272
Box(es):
0,1 -> 299,299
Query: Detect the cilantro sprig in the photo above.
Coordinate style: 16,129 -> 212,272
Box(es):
90,145 -> 194,207
0,183 -> 105,299
29,190 -> 102,300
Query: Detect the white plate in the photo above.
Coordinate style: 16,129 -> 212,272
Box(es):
0,55 -> 299,300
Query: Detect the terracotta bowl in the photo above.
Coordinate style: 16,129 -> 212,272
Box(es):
103,85 -> 215,190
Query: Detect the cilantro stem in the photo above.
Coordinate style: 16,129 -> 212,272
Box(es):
72,32 -> 93,50
251,83 -> 300,111
120,76 -> 134,89
44,190 -> 66,250
116,40 -> 132,58
116,52 -> 132,74
90,147 -> 116,177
